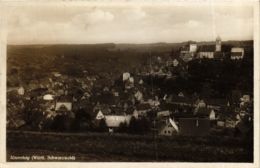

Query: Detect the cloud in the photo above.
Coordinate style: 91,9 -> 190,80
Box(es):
6,5 -> 253,44
122,7 -> 147,21
72,9 -> 114,28
7,13 -> 30,27
186,20 -> 200,28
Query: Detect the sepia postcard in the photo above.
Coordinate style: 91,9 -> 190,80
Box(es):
0,0 -> 259,168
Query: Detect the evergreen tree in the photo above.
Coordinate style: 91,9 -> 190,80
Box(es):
128,116 -> 138,134
118,122 -> 128,133
98,118 -> 108,132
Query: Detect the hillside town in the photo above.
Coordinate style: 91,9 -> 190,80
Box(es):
7,37 -> 253,138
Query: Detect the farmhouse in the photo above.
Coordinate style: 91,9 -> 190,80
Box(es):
159,118 -> 179,136
197,45 -> 215,59
105,115 -> 131,129
231,47 -> 244,60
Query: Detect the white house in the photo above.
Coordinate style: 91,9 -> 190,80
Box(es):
139,79 -> 144,85
231,47 -> 244,60
173,59 -> 179,67
123,72 -> 131,81
96,110 -> 105,120
189,43 -> 198,52
105,115 -> 131,128
53,72 -> 62,77
129,77 -> 134,83
134,91 -> 143,102
132,110 -> 139,119
209,109 -> 216,120
17,87 -> 25,95
43,94 -> 54,101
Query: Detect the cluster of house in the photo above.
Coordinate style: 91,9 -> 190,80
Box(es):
7,71 -> 98,128
7,37 -> 252,136
7,65 -> 253,137
179,36 -> 245,61
90,77 -> 253,136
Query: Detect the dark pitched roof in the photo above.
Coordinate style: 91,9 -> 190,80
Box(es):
231,52 -> 243,56
136,103 -> 151,110
205,98 -> 228,107
198,45 -> 215,52
170,94 -> 195,104
221,45 -> 232,52
196,108 -> 211,117
180,45 -> 190,52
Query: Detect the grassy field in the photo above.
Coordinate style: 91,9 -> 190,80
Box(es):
7,130 -> 253,162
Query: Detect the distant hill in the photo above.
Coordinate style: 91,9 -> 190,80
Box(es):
8,40 -> 253,53
113,40 -> 253,52
7,40 -> 253,86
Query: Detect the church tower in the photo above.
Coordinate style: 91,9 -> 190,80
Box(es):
216,36 -> 221,52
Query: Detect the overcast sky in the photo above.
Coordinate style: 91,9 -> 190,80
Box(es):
6,4 -> 254,44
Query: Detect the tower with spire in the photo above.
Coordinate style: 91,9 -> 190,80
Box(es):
215,36 -> 221,52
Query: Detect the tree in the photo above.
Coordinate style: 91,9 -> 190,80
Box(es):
128,116 -> 138,134
118,122 -> 128,133
72,108 -> 93,132
98,118 -> 108,132
51,115 -> 66,132
138,117 -> 151,134
128,116 -> 151,134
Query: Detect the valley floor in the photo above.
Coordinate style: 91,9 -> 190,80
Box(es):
6,130 -> 253,162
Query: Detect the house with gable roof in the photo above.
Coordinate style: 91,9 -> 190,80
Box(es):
159,118 -> 179,136
55,102 -> 72,112
55,101 -> 74,118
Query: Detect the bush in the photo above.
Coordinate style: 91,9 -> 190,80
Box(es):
118,122 -> 128,133
128,116 -> 151,134
98,118 -> 108,132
